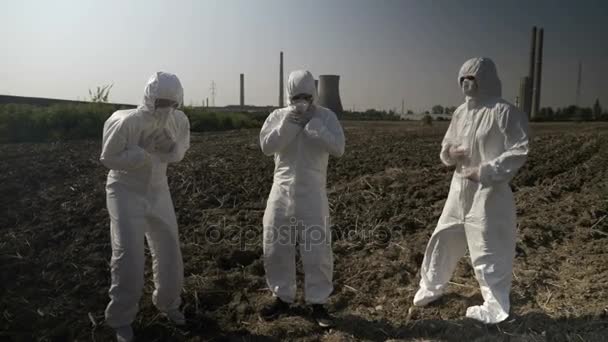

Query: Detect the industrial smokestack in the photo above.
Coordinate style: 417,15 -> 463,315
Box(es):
576,61 -> 582,107
528,27 -> 537,82
317,75 -> 343,114
240,73 -> 245,107
531,28 -> 544,120
526,26 -> 537,116
518,77 -> 526,111
279,52 -> 284,107
519,76 -> 532,114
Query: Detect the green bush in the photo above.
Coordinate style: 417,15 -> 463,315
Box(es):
183,107 -> 261,132
0,104 -> 266,143
0,103 -> 115,143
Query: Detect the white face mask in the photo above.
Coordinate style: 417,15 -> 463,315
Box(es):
293,100 -> 310,114
461,78 -> 478,97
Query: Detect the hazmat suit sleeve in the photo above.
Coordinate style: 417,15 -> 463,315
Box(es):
156,111 -> 191,164
259,110 -> 302,156
439,112 -> 460,166
100,118 -> 150,170
478,106 -> 529,185
304,110 -> 345,157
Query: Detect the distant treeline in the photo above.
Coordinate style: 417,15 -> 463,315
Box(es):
339,109 -> 402,121
534,101 -> 607,121
424,101 -> 608,122
0,103 -> 264,143
2,100 -> 605,143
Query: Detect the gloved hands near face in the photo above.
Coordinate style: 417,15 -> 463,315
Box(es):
155,128 -> 176,153
142,128 -> 176,154
287,94 -> 314,127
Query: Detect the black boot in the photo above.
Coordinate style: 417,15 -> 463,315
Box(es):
311,304 -> 334,328
259,297 -> 289,321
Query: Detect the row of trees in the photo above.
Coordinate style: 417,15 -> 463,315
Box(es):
431,105 -> 458,115
413,99 -> 607,121
340,109 -> 401,121
535,99 -> 606,121
397,105 -> 458,115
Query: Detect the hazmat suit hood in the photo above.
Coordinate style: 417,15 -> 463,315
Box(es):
139,72 -> 184,113
458,58 -> 502,99
286,70 -> 318,105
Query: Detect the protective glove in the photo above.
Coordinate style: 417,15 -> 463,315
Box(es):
461,166 -> 481,182
154,128 -> 176,154
286,111 -> 312,127
141,132 -> 158,152
448,145 -> 468,161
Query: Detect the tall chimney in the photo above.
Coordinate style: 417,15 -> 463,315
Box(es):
576,61 -> 582,107
279,52 -> 284,107
519,76 -> 532,115
528,27 -> 537,82
531,28 -> 544,120
317,75 -> 343,114
240,73 -> 245,107
526,26 -> 537,116
518,77 -> 526,111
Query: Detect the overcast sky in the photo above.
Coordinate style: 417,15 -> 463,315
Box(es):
1,0 -> 606,112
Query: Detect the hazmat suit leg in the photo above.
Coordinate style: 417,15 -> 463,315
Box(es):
145,185 -> 183,313
464,189 -> 516,323
415,224 -> 468,306
263,205 -> 297,303
104,183 -> 147,328
299,216 -> 333,304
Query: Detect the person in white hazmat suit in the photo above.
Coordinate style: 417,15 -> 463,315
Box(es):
259,70 -> 345,327
100,72 -> 190,342
413,58 -> 529,324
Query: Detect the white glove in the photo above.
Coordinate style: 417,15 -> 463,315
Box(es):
141,132 -> 158,152
286,111 -> 312,127
461,166 -> 480,182
154,128 -> 176,154
448,145 -> 468,161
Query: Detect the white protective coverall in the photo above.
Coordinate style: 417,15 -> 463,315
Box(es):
260,70 -> 345,304
100,72 -> 190,328
414,58 -> 529,324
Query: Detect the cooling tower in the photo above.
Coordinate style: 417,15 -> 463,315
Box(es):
317,75 -> 343,114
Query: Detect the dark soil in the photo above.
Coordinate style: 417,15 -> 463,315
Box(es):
1,121 -> 607,341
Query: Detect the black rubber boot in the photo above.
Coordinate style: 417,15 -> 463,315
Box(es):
259,297 -> 289,321
311,304 -> 334,328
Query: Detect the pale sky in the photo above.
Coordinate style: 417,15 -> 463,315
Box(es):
1,0 -> 607,112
